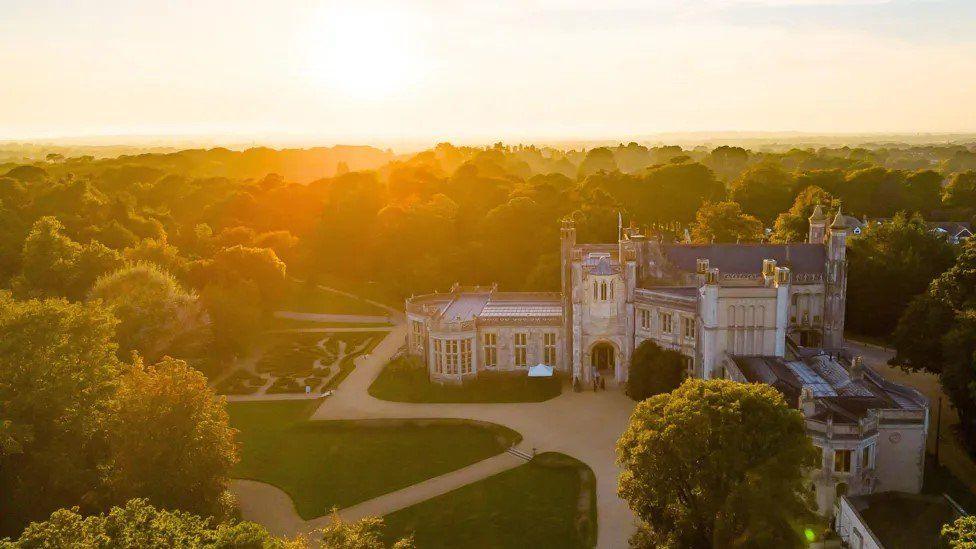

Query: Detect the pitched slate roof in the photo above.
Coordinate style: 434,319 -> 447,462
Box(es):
662,243 -> 826,275
730,354 -> 926,424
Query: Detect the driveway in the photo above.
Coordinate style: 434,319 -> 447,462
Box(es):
310,324 -> 638,548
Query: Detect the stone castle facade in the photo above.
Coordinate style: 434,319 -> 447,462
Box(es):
407,205 -> 850,385
405,205 -> 928,516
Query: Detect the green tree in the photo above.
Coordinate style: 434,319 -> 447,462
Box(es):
707,145 -> 749,182
201,280 -> 264,361
320,513 -> 414,549
729,163 -> 795,225
690,201 -> 763,244
123,236 -> 189,279
15,216 -> 123,301
892,242 -> 976,450
100,358 -> 238,518
3,498 -> 301,548
771,186 -> 833,243
626,340 -> 685,401
0,294 -> 122,535
890,294 -> 956,373
943,171 -> 976,209
617,379 -> 817,548
89,263 -> 210,362
942,514 -> 976,548
905,170 -> 944,215
846,213 -> 956,338
577,147 -> 617,179
191,245 -> 287,309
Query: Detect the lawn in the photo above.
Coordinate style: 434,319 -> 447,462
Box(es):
280,280 -> 389,316
922,453 -> 976,511
227,400 -> 521,519
369,356 -> 562,403
382,453 -> 596,549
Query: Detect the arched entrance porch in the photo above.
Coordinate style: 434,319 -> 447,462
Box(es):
589,341 -> 617,385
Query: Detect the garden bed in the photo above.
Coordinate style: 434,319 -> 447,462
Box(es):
214,368 -> 266,395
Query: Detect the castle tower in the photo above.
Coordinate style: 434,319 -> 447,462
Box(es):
808,204 -> 828,244
823,206 -> 849,348
560,219 -> 577,377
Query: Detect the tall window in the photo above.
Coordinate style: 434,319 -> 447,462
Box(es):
861,445 -> 872,469
411,320 -> 423,351
461,339 -> 472,374
834,449 -> 852,473
445,339 -> 458,374
682,355 -> 694,375
683,317 -> 695,340
514,333 -> 528,368
593,281 -> 598,300
813,446 -> 823,468
483,332 -> 497,368
434,339 -> 444,374
543,332 -> 557,365
660,312 -> 673,334
640,309 -> 650,330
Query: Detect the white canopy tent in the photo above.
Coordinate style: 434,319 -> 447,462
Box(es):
527,364 -> 554,377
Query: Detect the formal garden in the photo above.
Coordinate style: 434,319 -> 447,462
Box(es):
382,452 -> 597,549
227,400 -> 522,518
215,331 -> 384,396
368,354 -> 563,403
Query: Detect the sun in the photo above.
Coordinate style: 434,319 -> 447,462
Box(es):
302,5 -> 423,100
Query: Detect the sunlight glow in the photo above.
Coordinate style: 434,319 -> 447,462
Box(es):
302,5 -> 424,100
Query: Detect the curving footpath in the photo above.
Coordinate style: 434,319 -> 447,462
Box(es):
234,322 -> 638,548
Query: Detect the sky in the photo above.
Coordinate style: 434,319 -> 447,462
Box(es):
1,0 -> 975,145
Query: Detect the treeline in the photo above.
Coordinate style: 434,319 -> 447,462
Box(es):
2,142 -> 976,339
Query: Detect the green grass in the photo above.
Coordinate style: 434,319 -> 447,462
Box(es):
228,400 -> 520,519
280,280 -> 389,315
922,453 -> 976,511
382,453 -> 596,549
369,358 -> 562,403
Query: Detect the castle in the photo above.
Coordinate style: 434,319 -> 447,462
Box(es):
406,204 -> 850,385
405,205 -> 929,515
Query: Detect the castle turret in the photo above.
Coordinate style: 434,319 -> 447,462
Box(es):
774,266 -> 791,357
824,205 -> 849,348
700,268 -> 720,378
808,204 -> 828,243
560,219 -> 577,378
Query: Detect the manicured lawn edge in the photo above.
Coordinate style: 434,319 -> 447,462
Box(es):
381,451 -> 597,548
531,452 -> 598,548
369,358 -> 563,403
229,400 -> 525,519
